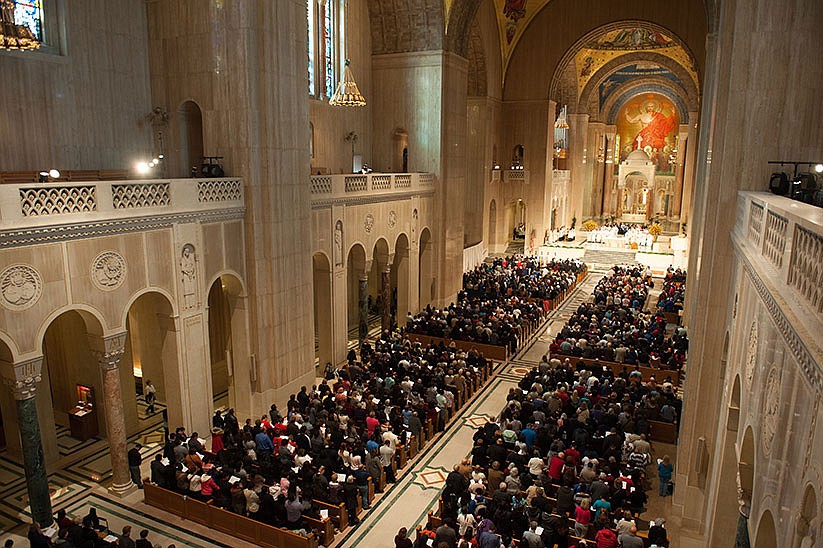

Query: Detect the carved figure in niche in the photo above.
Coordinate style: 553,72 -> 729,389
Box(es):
334,220 -> 344,267
412,208 -> 418,242
181,244 -> 198,309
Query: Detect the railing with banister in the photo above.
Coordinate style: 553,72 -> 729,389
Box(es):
0,177 -> 245,232
309,172 -> 436,202
737,191 -> 823,315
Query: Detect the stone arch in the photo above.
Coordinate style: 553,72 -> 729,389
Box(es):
418,227 -> 434,307
0,329 -> 20,363
123,290 -> 180,427
177,99 -> 204,178
120,286 -> 179,329
36,304 -> 108,350
794,484 -> 819,547
444,0 -> 482,56
601,78 -> 693,124
739,426 -> 756,514
204,269 -> 248,299
488,199 -> 498,250
578,53 -> 699,117
550,20 -> 701,102
347,243 -> 368,341
754,508 -> 778,548
393,233 -> 411,326
207,273 -> 248,411
312,252 -> 333,371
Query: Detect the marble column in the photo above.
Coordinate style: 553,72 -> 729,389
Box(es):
358,274 -> 369,343
90,333 -> 135,496
2,358 -> 52,527
380,264 -> 392,335
672,128 -> 689,218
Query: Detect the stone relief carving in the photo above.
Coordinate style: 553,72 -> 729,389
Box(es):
0,264 -> 42,311
1,357 -> 43,400
334,220 -> 344,267
94,333 -> 128,371
412,208 -> 419,241
761,367 -> 780,456
91,251 -> 126,291
181,243 -> 198,309
388,210 -> 397,228
364,214 -> 375,234
745,320 -> 758,387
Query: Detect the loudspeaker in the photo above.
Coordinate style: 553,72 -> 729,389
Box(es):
769,172 -> 789,195
791,173 -> 817,203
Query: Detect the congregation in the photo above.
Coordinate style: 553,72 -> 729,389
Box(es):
549,265 -> 688,373
404,258 -> 586,352
404,265 -> 683,548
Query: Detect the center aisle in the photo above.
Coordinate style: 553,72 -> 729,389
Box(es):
340,271 -> 601,548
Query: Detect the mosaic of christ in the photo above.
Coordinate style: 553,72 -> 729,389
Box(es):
616,93 -> 680,174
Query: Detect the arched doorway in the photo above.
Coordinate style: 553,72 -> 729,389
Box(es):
755,510 -> 778,548
347,244 -> 367,346
393,233 -> 410,326
794,486 -> 818,547
312,252 -> 333,372
507,199 -> 526,241
621,172 -> 649,218
123,291 -> 180,428
42,310 -> 107,444
393,128 -> 409,172
488,200 -> 497,251
419,228 -> 433,307
178,100 -> 203,177
370,238 -> 391,336
207,274 -> 248,413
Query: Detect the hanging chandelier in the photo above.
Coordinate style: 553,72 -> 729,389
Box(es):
329,60 -> 366,107
0,1 -> 41,51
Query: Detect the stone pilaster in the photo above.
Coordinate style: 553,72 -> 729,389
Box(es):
381,263 -> 392,335
2,357 -> 52,527
89,332 -> 135,497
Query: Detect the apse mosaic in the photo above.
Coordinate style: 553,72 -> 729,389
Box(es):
574,27 -> 698,97
615,92 -> 680,172
598,63 -> 686,109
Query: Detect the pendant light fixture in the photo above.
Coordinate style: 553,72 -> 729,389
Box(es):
329,1 -> 365,107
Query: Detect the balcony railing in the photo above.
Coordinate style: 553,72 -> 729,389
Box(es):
0,177 -> 244,231
736,191 -> 823,315
309,172 -> 436,202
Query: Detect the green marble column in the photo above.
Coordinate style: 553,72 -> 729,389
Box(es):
358,275 -> 369,342
17,394 -> 52,527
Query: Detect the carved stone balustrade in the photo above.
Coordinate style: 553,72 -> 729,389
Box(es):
309,172 -> 436,207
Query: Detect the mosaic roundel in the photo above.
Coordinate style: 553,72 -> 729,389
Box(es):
761,367 -> 780,456
0,264 -> 43,311
745,320 -> 758,387
91,251 -> 127,291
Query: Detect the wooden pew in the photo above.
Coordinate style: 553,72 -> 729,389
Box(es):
313,499 -> 348,531
549,353 -> 681,385
143,483 -> 319,548
304,516 -> 334,547
649,420 -> 679,443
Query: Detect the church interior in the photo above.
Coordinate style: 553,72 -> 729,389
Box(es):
0,0 -> 821,546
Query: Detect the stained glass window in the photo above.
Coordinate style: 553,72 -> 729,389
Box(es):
323,0 -> 334,98
307,0 -> 315,95
14,0 -> 44,43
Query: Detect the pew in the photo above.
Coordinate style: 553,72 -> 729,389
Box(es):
143,483 -> 319,548
313,499 -> 348,531
549,354 -> 681,385
304,516 -> 335,547
649,419 -> 679,443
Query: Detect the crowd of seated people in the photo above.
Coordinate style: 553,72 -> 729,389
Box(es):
21,507 -> 172,548
404,258 -> 586,352
407,357 -> 677,548
549,265 -> 688,372
147,334 -> 490,535
656,267 -> 686,314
